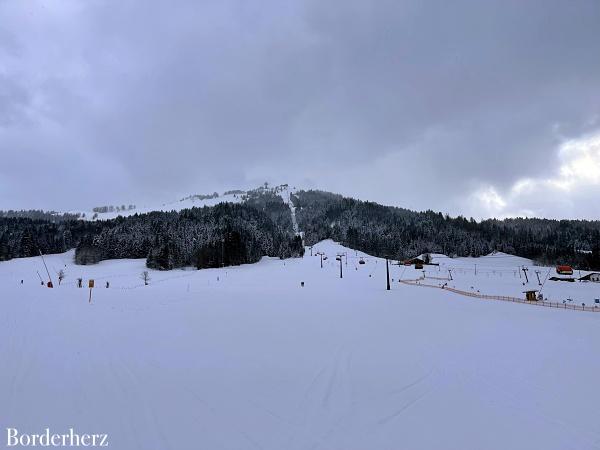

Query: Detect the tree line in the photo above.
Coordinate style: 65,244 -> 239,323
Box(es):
0,199 -> 304,269
2,187 -> 599,270
293,190 -> 600,270
0,210 -> 83,221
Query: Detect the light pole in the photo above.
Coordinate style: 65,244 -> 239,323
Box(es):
316,252 -> 324,268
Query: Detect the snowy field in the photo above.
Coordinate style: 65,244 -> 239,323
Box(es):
65,184 -> 297,221
66,190 -> 244,221
411,252 -> 600,307
1,240 -> 600,450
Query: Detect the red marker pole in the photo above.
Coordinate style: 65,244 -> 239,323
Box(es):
88,280 -> 95,303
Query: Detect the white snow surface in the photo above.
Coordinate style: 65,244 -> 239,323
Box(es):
277,184 -> 301,237
67,184 -> 300,221
68,191 -> 243,221
1,240 -> 600,450
421,252 -> 600,304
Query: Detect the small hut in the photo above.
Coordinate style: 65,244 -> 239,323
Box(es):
403,257 -> 425,269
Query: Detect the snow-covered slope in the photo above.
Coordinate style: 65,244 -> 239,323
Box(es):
1,241 -> 600,450
68,190 -> 245,221
67,184 -> 304,221
410,251 -> 600,304
276,184 -> 302,237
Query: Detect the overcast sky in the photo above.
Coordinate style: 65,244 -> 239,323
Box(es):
1,0 -> 599,219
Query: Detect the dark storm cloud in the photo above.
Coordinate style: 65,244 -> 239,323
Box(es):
1,0 -> 599,218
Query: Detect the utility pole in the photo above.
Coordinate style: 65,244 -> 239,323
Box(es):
386,258 -> 391,291
535,270 -> 542,286
522,267 -> 529,283
338,255 -> 343,279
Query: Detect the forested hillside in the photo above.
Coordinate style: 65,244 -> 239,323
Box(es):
293,190 -> 600,270
1,187 -> 599,270
78,203 -> 304,270
0,199 -> 304,269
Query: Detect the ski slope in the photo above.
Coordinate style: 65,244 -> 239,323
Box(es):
277,184 -> 302,237
1,241 -> 600,450
67,191 -> 244,221
67,184 -> 299,221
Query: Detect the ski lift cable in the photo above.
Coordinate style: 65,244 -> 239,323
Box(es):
399,266 -> 407,282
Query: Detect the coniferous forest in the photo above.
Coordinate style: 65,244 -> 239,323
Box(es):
293,190 -> 600,270
0,197 -> 304,269
1,187 -> 599,270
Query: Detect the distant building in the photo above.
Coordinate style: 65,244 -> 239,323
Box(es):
403,257 -> 424,266
556,265 -> 574,275
579,273 -> 600,282
524,290 -> 539,301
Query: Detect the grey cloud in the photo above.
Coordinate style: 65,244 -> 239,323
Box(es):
1,0 -> 599,217
0,75 -> 31,126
